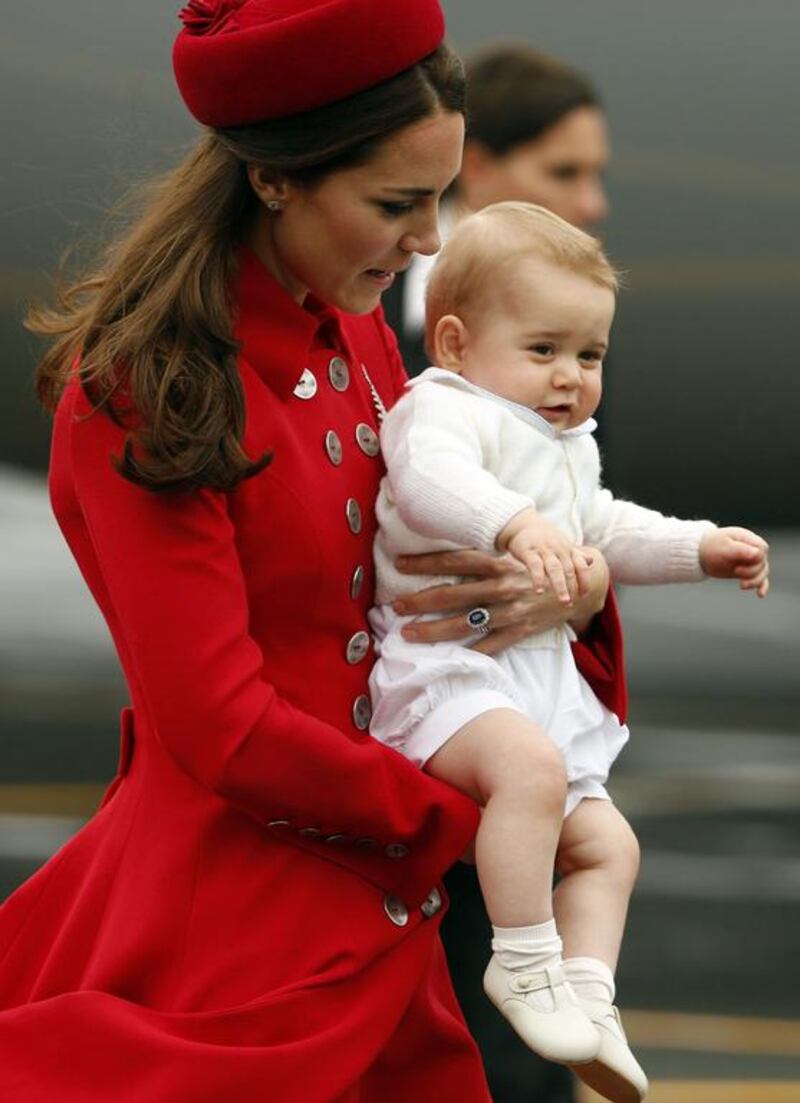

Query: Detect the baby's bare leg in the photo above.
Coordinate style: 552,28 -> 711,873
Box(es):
554,799 -> 641,971
428,711 -> 604,1065
555,800 -> 649,1101
426,708 -> 566,926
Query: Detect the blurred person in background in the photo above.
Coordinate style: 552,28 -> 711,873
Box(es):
383,43 -> 612,1103
382,43 -> 609,380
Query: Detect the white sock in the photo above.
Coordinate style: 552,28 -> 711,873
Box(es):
491,918 -> 563,972
563,956 -> 616,1004
491,919 -> 564,1012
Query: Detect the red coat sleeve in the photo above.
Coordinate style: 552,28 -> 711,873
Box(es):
60,383 -> 479,906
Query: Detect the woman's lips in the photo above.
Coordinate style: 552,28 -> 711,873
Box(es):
365,268 -> 396,288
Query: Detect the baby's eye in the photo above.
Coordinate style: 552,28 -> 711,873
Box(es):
579,350 -> 603,365
378,201 -> 414,218
529,343 -> 555,356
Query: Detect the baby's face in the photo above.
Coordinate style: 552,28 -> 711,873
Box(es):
459,258 -> 615,430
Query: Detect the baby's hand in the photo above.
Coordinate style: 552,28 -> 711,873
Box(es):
498,508 -> 593,605
699,526 -> 770,597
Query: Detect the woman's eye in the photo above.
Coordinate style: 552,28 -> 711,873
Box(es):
549,165 -> 579,181
378,201 -> 414,218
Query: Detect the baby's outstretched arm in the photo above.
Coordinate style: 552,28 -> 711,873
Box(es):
699,526 -> 770,597
497,507 -> 594,605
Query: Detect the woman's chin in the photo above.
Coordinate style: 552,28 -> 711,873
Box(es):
331,281 -> 385,315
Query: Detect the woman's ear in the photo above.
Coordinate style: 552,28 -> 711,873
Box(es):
433,314 -> 470,373
246,165 -> 290,210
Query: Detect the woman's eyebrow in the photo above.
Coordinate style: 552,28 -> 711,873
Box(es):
379,186 -> 436,197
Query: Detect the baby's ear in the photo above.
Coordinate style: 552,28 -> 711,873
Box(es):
433,314 -> 469,373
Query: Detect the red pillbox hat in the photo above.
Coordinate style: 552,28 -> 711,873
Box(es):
173,0 -> 446,128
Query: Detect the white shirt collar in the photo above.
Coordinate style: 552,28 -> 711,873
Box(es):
408,366 -> 597,440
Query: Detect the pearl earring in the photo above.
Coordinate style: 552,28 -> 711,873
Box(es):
266,200 -> 283,212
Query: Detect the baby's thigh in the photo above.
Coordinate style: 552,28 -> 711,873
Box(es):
425,707 -> 567,806
558,799 -> 640,877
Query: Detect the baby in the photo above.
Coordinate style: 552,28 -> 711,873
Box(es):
369,202 -> 769,1103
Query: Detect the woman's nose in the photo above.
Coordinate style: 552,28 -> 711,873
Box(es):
400,217 -> 441,257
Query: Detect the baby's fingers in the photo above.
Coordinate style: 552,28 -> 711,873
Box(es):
572,549 -> 595,597
544,553 -> 572,605
517,549 -> 547,594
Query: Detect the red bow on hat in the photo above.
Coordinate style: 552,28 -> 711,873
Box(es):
179,0 -> 246,36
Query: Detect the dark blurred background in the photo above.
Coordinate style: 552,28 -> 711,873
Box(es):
2,4 -> 799,1101
3,0 -> 800,521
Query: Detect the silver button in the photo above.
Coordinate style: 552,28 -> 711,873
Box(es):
383,895 -> 409,927
354,836 -> 378,850
293,368 -> 317,400
350,565 -> 365,600
267,819 -> 291,829
324,429 -> 343,466
352,694 -> 372,730
298,826 -> 322,838
328,356 -> 350,392
346,630 -> 370,665
345,498 -> 362,534
324,833 -> 349,845
420,887 -> 443,919
384,842 -> 409,860
355,422 -> 380,457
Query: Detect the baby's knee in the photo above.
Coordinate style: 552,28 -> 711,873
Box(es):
488,722 -> 567,809
600,811 -> 641,886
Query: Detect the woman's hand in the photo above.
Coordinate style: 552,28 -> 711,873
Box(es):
392,547 -> 610,655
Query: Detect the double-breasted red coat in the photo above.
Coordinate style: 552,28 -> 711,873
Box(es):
0,247 -> 625,1102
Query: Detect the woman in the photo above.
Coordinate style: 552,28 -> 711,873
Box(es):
0,3 -> 622,1100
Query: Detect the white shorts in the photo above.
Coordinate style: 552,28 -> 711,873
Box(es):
368,606 -> 630,819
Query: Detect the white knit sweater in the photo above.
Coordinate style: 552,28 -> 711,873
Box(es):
374,368 -> 714,645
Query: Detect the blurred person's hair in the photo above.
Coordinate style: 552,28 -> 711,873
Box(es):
27,45 -> 464,494
464,43 -> 601,156
425,201 -> 618,352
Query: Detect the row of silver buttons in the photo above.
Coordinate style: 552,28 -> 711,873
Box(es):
294,356 -> 377,728
384,888 -> 442,926
267,818 -> 409,860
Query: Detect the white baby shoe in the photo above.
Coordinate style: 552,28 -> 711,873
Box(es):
570,997 -> 648,1103
483,955 -> 600,1064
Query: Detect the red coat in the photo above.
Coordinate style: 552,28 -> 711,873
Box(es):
0,248 -> 625,1102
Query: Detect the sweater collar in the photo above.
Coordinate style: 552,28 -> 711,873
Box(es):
410,367 -> 597,439
233,245 -> 341,400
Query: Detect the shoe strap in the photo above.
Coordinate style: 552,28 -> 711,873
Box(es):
509,963 -> 565,994
580,997 -> 626,1036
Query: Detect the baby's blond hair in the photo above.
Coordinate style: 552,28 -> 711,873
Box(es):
425,202 -> 619,354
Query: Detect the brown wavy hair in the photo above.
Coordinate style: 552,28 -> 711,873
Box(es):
29,44 -> 465,493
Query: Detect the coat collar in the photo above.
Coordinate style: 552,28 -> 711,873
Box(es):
233,245 -> 342,400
